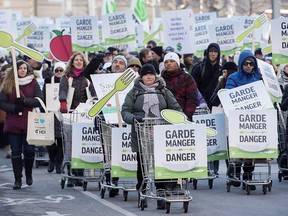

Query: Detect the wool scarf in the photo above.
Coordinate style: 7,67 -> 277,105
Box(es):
139,81 -> 160,117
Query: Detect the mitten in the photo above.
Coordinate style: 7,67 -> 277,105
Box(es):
16,97 -> 25,105
15,104 -> 24,113
134,115 -> 144,122
60,101 -> 68,113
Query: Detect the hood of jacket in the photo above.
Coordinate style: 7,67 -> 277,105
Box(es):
206,43 -> 221,64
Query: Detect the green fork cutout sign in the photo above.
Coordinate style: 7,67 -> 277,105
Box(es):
0,31 -> 44,62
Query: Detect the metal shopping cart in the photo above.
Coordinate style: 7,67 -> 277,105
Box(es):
59,112 -> 102,191
96,116 -> 137,201
135,118 -> 193,214
191,107 -> 217,190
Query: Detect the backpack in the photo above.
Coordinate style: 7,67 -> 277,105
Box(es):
133,88 -> 167,102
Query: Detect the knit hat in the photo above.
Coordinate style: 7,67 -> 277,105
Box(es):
53,62 -> 66,73
151,46 -> 163,57
163,52 -> 180,67
140,63 -> 156,78
128,58 -> 142,68
112,55 -> 127,67
222,62 -> 238,72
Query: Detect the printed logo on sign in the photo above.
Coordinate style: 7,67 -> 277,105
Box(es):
39,119 -> 45,124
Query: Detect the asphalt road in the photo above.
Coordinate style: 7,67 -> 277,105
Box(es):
0,149 -> 287,216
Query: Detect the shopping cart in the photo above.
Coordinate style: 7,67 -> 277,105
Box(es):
135,118 -> 193,214
226,158 -> 272,195
96,116 -> 137,201
35,146 -> 49,168
59,112 -> 102,191
191,107 -> 217,190
277,109 -> 288,181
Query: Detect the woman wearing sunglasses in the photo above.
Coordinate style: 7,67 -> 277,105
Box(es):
42,61 -> 66,174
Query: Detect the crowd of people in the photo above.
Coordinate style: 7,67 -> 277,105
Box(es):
0,39 -> 287,209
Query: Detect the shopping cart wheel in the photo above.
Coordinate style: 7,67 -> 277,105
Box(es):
83,182 -> 88,191
192,179 -> 197,190
246,186 -> 251,195
278,172 -> 282,182
226,182 -> 231,192
208,179 -> 213,189
165,202 -> 171,214
123,191 -> 128,201
183,202 -> 189,213
61,178 -> 65,189
262,185 -> 267,195
268,181 -> 272,191
100,188 -> 106,199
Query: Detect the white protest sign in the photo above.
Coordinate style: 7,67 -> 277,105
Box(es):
162,9 -> 195,54
71,123 -> 104,169
271,18 -> 288,64
193,12 -> 217,24
45,83 -> 60,112
27,24 -> 51,55
91,73 -> 135,124
194,22 -> 210,53
154,124 -> 207,179
111,127 -> 137,178
193,113 -> 227,161
55,17 -> 71,34
102,10 -> 136,51
257,59 -> 282,103
70,16 -> 99,52
0,9 -> 13,32
218,81 -> 274,117
208,20 -> 241,54
228,109 -> 278,159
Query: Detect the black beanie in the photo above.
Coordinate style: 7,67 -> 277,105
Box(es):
223,62 -> 238,72
140,64 -> 157,78
151,46 -> 163,57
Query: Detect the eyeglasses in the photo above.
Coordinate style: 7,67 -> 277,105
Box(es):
55,68 -> 64,73
243,61 -> 255,67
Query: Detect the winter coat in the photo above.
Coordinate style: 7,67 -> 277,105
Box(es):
162,68 -> 198,120
225,51 -> 262,89
0,79 -> 43,134
59,73 -> 96,110
191,43 -> 222,108
121,76 -> 182,152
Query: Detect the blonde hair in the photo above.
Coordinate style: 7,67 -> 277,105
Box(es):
65,52 -> 88,76
0,67 -> 16,94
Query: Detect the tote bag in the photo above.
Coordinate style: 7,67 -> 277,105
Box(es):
26,97 -> 55,146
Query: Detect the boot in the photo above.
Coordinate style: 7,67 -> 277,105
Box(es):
55,161 -> 62,174
109,180 -> 119,197
11,156 -> 23,190
47,159 -> 55,173
24,157 -> 34,186
67,178 -> 75,187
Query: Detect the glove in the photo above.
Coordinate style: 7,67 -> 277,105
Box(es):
198,103 -> 208,109
134,115 -> 144,122
16,97 -> 25,105
94,53 -> 105,64
15,104 -> 24,113
60,101 -> 68,113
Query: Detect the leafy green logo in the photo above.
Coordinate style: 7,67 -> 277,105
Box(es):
134,0 -> 147,22
106,0 -> 116,14
177,42 -> 182,52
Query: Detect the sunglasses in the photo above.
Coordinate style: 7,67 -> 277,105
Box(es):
130,64 -> 140,68
147,46 -> 152,49
55,68 -> 64,73
243,61 -> 255,67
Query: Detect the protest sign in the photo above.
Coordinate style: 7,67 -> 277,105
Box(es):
218,81 -> 274,117
193,113 -> 228,161
271,18 -> 288,64
45,83 -> 60,112
111,127 -> 137,178
55,17 -> 71,34
70,16 -> 99,52
71,123 -> 104,169
193,12 -> 216,24
228,109 -> 278,159
162,9 -> 195,54
154,124 -> 207,179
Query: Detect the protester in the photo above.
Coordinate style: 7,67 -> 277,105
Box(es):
43,62 -> 66,174
277,63 -> 288,92
121,63 -> 182,209
0,60 -> 43,189
162,52 -> 198,121
254,48 -> 263,60
139,48 -> 153,66
183,53 -> 194,74
146,40 -> 157,49
59,52 -> 96,187
225,51 -> 262,190
127,57 -> 142,74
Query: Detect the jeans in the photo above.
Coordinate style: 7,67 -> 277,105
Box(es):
8,133 -> 35,158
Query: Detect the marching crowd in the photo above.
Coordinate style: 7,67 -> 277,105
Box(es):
0,40 -> 288,209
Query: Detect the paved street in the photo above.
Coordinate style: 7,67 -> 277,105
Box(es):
0,149 -> 287,216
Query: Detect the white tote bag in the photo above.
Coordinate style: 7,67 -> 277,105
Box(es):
26,97 -> 55,146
